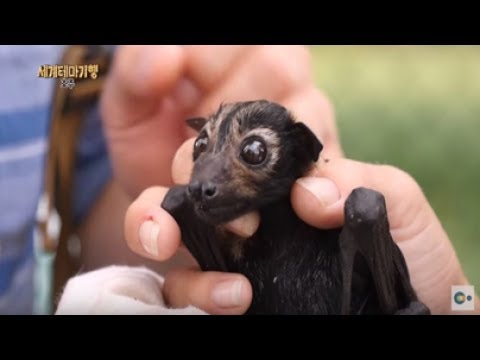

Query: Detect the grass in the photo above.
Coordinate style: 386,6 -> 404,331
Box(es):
310,46 -> 480,290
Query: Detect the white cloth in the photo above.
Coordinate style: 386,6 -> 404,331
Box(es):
55,265 -> 207,315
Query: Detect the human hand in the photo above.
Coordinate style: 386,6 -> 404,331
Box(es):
290,158 -> 479,314
119,46 -> 343,314
101,45 -> 342,200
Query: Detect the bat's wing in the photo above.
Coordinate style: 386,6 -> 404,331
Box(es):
338,187 -> 430,315
161,186 -> 229,273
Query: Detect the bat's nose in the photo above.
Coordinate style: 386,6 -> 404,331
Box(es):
202,182 -> 217,198
187,181 -> 217,202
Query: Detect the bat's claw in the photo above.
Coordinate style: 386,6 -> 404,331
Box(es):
340,186 -> 429,314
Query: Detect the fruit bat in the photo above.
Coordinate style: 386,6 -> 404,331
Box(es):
161,100 -> 431,315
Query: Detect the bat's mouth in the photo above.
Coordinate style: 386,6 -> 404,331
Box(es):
185,180 -> 257,225
193,201 -> 251,225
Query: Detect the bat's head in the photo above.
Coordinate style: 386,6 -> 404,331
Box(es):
186,100 -> 322,225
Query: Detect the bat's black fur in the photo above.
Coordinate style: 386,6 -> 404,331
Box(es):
162,100 -> 431,315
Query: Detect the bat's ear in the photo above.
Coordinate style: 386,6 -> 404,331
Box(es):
291,122 -> 323,162
186,117 -> 207,132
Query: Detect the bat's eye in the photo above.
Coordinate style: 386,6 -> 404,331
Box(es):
193,133 -> 209,160
241,137 -> 267,165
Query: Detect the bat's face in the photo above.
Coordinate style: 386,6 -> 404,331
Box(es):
186,100 -> 322,225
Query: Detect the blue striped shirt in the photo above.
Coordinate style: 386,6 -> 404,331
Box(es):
0,45 -> 112,314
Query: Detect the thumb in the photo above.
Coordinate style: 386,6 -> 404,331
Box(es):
292,158 -> 471,314
291,158 -> 431,243
101,45 -> 186,128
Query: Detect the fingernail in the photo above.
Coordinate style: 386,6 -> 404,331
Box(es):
211,279 -> 245,308
138,220 -> 160,257
296,177 -> 340,207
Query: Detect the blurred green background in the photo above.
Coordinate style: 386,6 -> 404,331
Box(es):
310,46 -> 479,290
